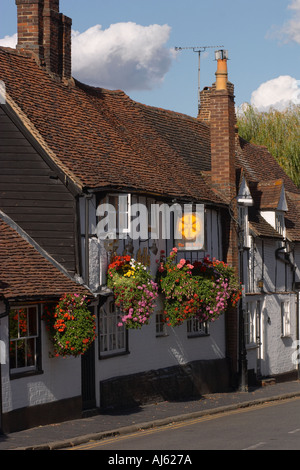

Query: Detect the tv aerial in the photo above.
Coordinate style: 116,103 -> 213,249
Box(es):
175,45 -> 224,113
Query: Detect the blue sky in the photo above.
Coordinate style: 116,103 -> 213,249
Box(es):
1,0 -> 300,116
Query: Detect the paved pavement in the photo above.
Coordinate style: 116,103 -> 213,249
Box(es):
1,380 -> 300,450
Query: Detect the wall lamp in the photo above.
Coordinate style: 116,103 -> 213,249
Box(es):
257,279 -> 264,291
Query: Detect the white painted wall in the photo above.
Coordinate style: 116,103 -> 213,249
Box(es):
260,293 -> 296,377
261,211 -> 276,230
91,204 -> 226,408
0,203 -> 225,415
0,307 -> 81,414
95,294 -> 226,408
244,236 -> 299,379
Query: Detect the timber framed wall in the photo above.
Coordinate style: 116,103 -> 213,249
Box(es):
0,105 -> 78,274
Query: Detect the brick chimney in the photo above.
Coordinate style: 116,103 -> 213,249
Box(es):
207,51 -> 239,375
15,0 -> 72,80
198,86 -> 212,122
209,50 -> 236,202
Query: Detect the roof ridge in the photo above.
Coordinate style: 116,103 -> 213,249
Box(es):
75,77 -> 207,126
127,95 -> 209,127
74,79 -> 127,97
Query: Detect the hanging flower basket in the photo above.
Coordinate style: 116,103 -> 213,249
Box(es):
157,248 -> 241,327
107,255 -> 159,329
43,293 -> 96,357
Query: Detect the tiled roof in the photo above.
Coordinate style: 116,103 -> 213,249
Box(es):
0,215 -> 91,301
236,138 -> 299,193
248,208 -> 283,240
236,138 -> 300,241
0,48 -> 221,204
1,47 -> 300,240
285,193 -> 300,242
249,180 -> 284,210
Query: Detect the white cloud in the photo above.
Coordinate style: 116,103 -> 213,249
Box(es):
272,0 -> 300,44
250,75 -> 300,111
71,22 -> 175,90
0,33 -> 17,48
0,23 -> 175,91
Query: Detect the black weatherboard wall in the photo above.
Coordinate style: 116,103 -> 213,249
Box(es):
0,104 -> 78,274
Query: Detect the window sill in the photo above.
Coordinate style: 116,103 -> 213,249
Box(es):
246,343 -> 258,351
187,333 -> 210,339
99,350 -> 130,360
10,369 -> 43,380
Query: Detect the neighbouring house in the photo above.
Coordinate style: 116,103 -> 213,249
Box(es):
0,211 -> 93,433
1,0 -> 300,433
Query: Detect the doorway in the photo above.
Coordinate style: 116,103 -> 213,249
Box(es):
81,341 -> 96,411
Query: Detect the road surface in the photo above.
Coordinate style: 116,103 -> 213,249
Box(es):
66,396 -> 300,451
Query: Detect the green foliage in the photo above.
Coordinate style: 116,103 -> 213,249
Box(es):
237,104 -> 300,186
43,294 -> 96,357
107,255 -> 159,329
157,248 -> 241,327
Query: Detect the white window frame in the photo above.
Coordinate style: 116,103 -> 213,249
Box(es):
238,205 -> 251,248
247,237 -> 255,293
9,305 -> 39,374
118,193 -> 131,238
276,211 -> 285,237
281,301 -> 291,337
244,301 -> 257,346
187,317 -> 208,337
99,300 -> 127,357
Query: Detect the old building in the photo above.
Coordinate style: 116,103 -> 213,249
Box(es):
0,210 -> 92,432
1,0 -> 300,433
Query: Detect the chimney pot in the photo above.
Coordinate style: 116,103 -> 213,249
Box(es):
215,50 -> 229,91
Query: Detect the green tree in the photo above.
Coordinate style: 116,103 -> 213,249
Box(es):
237,104 -> 300,187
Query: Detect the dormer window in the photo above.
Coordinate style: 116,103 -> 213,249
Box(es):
257,180 -> 288,238
275,211 -> 285,237
237,177 -> 253,248
238,205 -> 251,248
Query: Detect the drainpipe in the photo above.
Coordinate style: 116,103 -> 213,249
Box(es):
238,243 -> 248,392
288,244 -> 300,380
85,194 -> 93,287
236,197 -> 253,392
275,243 -> 290,264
